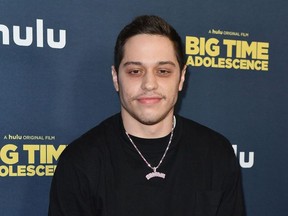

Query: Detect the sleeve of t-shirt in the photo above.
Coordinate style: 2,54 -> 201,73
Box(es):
217,144 -> 246,216
48,152 -> 98,216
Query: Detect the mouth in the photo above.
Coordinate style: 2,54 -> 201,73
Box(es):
137,96 -> 163,104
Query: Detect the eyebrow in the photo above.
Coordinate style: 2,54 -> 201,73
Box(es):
123,61 -> 177,67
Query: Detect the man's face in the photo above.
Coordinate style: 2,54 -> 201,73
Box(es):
112,34 -> 186,126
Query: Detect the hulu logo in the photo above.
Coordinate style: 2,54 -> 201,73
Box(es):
0,19 -> 66,49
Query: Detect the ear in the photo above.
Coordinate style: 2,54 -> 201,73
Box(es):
111,66 -> 119,92
178,65 -> 187,91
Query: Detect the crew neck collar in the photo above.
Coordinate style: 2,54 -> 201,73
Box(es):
116,113 -> 181,154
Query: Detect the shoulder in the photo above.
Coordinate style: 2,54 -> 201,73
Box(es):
59,113 -> 120,165
177,115 -> 229,141
177,115 -> 234,157
177,115 -> 240,175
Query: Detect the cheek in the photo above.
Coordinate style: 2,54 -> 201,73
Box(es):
118,82 -> 135,101
118,77 -> 141,95
162,80 -> 181,94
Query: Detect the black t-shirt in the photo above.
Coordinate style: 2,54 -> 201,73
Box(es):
48,113 -> 245,216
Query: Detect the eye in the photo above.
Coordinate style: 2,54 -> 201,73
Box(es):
157,69 -> 171,76
128,69 -> 142,76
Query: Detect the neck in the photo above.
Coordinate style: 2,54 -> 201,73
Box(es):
121,110 -> 174,138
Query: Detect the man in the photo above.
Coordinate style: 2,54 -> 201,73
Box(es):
49,15 -> 245,215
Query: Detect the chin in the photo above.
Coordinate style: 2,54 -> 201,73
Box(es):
134,112 -> 170,126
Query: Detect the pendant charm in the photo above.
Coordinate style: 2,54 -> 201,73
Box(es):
145,168 -> 165,180
125,117 -> 175,181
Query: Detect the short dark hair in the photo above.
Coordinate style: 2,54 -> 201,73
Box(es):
114,15 -> 185,72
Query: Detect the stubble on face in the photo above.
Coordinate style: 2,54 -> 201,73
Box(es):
123,91 -> 171,126
113,34 -> 185,131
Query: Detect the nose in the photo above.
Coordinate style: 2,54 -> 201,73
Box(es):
141,71 -> 158,91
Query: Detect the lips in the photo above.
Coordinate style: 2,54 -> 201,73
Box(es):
137,96 -> 163,104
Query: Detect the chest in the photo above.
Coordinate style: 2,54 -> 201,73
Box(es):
96,143 -> 224,216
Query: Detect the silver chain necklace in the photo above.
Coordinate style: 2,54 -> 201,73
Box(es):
125,116 -> 176,180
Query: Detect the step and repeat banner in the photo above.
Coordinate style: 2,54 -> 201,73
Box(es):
0,0 -> 287,215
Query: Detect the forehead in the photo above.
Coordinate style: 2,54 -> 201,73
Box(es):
121,34 -> 178,65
